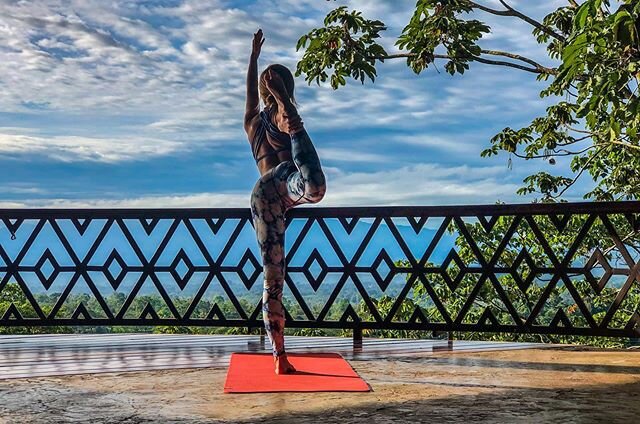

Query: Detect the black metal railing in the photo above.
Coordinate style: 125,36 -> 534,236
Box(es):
0,202 -> 639,338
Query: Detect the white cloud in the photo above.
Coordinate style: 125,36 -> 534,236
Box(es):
391,134 -> 480,154
0,0 -> 578,204
323,163 -> 521,206
0,132 -> 185,163
1,161 -> 523,208
0,183 -> 47,195
0,0 -> 556,122
317,147 -> 388,163
0,192 -> 249,209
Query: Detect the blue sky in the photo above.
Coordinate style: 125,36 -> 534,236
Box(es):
0,0 -> 587,208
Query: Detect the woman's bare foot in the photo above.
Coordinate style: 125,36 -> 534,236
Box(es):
263,70 -> 303,134
263,69 -> 290,105
274,354 -> 296,374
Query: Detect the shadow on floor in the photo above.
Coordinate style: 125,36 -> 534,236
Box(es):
383,353 -> 640,375
230,380 -> 640,423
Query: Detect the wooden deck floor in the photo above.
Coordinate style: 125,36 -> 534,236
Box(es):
0,333 -> 540,379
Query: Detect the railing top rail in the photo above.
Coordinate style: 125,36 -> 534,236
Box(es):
0,201 -> 639,219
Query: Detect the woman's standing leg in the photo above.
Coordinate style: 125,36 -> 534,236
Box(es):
250,165 -> 295,371
250,127 -> 326,374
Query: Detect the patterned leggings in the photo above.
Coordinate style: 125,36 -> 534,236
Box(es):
250,128 -> 326,357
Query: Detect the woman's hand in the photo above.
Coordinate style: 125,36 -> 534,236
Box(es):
263,69 -> 287,98
252,29 -> 264,59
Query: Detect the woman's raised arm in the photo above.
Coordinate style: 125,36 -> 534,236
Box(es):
244,29 -> 264,132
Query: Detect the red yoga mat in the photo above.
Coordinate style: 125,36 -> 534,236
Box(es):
223,352 -> 371,393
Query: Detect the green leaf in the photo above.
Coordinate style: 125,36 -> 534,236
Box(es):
574,3 -> 592,29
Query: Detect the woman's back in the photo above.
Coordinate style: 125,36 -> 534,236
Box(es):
246,106 -> 293,176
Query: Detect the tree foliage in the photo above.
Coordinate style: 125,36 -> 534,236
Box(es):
296,0 -> 640,201
294,1 -> 640,347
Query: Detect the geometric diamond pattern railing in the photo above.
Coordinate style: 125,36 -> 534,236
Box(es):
0,202 -> 639,338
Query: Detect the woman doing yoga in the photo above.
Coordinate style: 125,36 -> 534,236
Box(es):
245,29 -> 327,374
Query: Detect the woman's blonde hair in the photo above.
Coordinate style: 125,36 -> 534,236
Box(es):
259,64 -> 296,110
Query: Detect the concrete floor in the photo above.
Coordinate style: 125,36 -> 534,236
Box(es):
0,335 -> 639,423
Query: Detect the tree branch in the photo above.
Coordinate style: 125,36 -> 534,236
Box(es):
380,52 -> 418,59
467,1 -> 567,43
498,0 -> 567,42
512,144 -> 596,159
609,140 -> 640,151
471,54 -> 544,73
376,52 -> 552,74
603,230 -> 640,256
481,49 -> 557,74
566,126 -> 594,135
550,145 -> 608,199
557,138 -> 593,147
466,1 -> 513,16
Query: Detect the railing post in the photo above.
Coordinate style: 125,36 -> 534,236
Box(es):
353,326 -> 362,349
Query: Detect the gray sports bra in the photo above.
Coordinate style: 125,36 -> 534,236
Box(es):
252,106 -> 292,163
